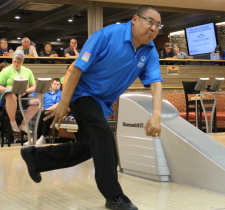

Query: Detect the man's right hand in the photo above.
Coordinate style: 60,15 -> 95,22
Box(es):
45,66 -> 82,130
44,101 -> 69,130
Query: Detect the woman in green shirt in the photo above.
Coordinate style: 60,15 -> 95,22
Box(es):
0,50 -> 40,133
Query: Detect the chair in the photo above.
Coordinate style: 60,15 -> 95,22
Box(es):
182,81 -> 201,123
1,106 -> 25,147
182,81 -> 217,132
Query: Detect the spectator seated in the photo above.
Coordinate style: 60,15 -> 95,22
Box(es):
16,37 -> 38,57
24,78 -> 62,145
0,50 -> 39,136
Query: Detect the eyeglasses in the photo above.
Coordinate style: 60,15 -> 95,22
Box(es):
137,15 -> 163,30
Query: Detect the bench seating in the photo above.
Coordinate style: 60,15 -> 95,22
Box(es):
163,92 -> 225,128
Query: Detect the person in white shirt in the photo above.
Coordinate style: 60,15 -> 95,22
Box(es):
16,37 -> 38,57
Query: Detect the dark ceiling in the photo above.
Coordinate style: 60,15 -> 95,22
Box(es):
0,0 -> 224,56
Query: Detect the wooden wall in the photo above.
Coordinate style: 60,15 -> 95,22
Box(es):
24,64 -> 68,80
131,65 -> 225,88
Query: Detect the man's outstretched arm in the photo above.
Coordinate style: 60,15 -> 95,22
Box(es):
44,65 -> 82,129
144,81 -> 162,137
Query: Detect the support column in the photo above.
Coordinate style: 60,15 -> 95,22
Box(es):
87,2 -> 103,37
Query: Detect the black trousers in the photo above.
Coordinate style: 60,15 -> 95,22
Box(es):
37,110 -> 53,139
32,96 -> 123,199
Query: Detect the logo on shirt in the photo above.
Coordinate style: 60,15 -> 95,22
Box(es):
137,56 -> 146,68
81,51 -> 91,62
140,56 -> 146,62
52,96 -> 56,100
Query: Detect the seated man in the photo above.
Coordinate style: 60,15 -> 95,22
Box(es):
24,78 -> 62,145
40,42 -> 58,57
64,38 -> 80,59
158,43 -> 174,58
16,37 -> 38,57
40,42 -> 58,64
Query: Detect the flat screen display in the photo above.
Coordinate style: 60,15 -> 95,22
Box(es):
185,23 -> 218,56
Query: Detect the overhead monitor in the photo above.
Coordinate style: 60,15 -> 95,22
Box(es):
185,23 -> 218,56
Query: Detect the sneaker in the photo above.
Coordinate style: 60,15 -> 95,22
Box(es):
19,125 -> 32,134
10,121 -> 20,132
21,147 -> 42,183
24,138 -> 33,146
105,194 -> 138,210
12,128 -> 20,132
36,137 -> 46,145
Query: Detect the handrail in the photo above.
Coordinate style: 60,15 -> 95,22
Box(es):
0,56 -> 75,60
160,59 -> 225,62
1,56 -> 225,62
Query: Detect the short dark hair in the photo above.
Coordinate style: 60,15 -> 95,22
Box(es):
136,5 -> 160,16
70,38 -> 77,43
44,42 -> 52,47
215,45 -> 223,58
52,78 -> 60,83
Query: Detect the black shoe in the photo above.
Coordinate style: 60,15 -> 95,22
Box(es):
105,194 -> 138,210
21,147 -> 42,183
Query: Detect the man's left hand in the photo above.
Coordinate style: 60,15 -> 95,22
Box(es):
144,114 -> 161,137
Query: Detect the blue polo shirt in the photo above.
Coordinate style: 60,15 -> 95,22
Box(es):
43,89 -> 62,110
73,20 -> 162,119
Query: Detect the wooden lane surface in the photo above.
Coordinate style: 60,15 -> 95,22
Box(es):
208,132 -> 225,146
0,146 -> 225,209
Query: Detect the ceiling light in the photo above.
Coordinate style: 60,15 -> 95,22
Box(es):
216,22 -> 225,26
68,17 -> 73,22
170,30 -> 184,36
17,35 -> 22,40
57,38 -> 61,41
15,15 -> 20,19
60,48 -> 63,50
